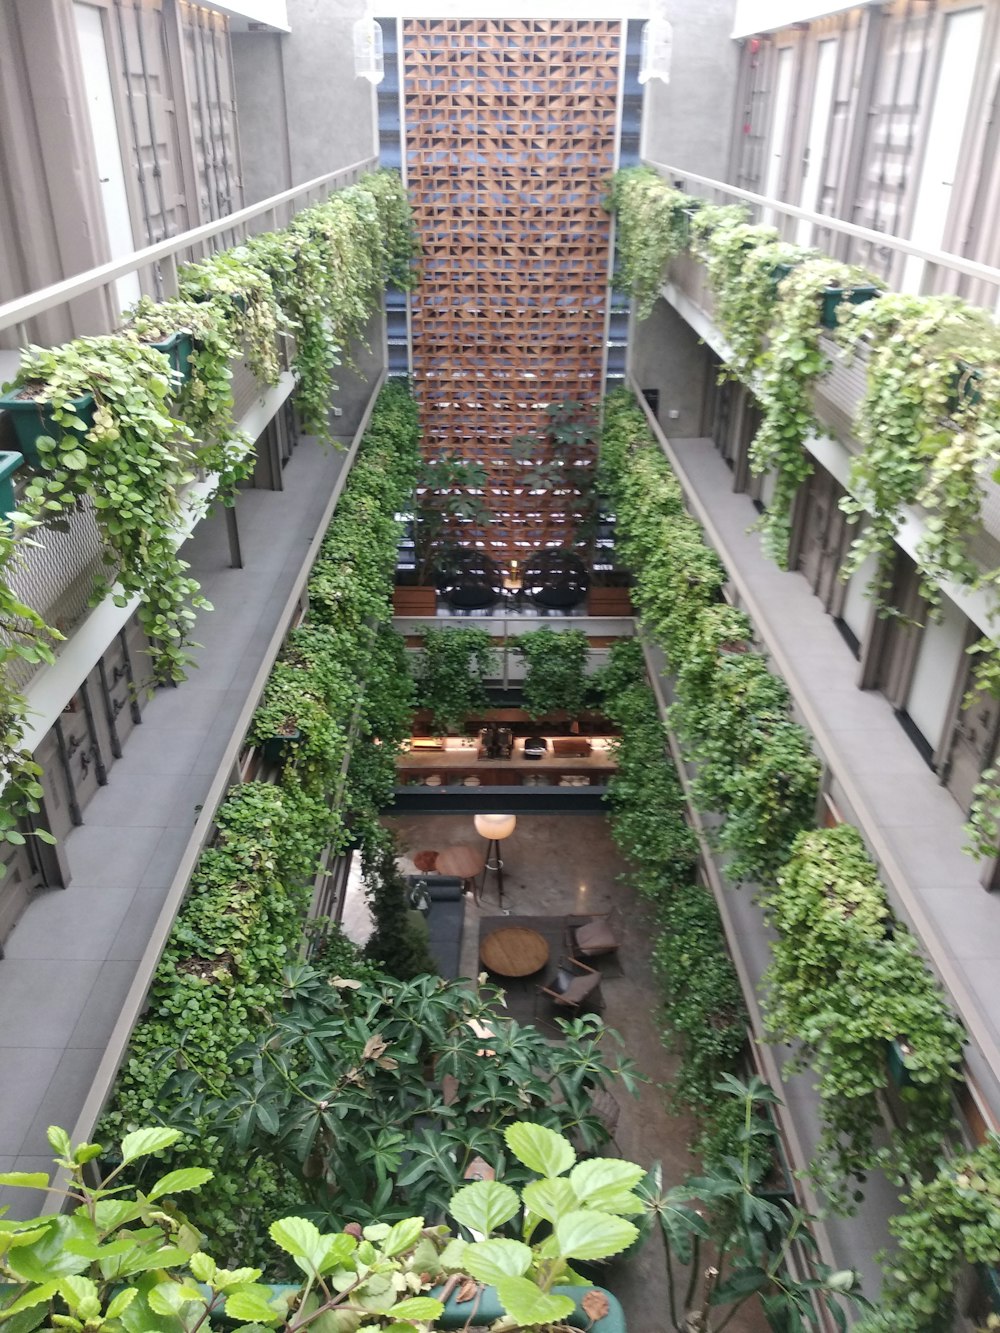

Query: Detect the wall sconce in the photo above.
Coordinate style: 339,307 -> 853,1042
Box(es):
353,15 -> 384,85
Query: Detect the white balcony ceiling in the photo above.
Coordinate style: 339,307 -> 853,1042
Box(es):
198,0 -> 290,33
732,0 -> 880,38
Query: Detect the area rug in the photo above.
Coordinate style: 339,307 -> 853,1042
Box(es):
476,913 -> 624,1036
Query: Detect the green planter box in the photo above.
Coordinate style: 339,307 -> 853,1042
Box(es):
435,1283 -> 625,1331
261,729 -> 302,765
947,359 -> 983,413
0,450 -> 24,521
145,329 -> 195,384
819,284 -> 880,329
0,387 -> 95,469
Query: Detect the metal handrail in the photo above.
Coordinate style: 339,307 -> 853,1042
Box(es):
645,160 -> 1000,291
0,156 -> 379,337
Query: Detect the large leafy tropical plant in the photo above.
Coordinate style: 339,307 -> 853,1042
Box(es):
157,963 -> 637,1235
643,1076 -> 870,1331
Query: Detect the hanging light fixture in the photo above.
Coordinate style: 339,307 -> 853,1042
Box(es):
353,11 -> 385,85
639,1 -> 673,86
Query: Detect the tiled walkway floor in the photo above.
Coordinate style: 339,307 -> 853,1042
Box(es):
0,438 -> 349,1213
671,438 -> 1000,1099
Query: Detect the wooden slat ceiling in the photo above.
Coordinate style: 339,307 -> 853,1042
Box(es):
402,17 -> 622,566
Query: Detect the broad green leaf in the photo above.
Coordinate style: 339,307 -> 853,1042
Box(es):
145,1280 -> 203,1317
6,1217 -> 93,1281
493,1276 -> 576,1327
569,1160 -> 645,1212
449,1179 -> 519,1237
504,1123 -> 575,1179
390,1297 -> 446,1320
0,1280 -> 59,1317
438,1237 -> 467,1270
268,1217 -> 330,1274
224,1287 -> 283,1327
119,1128 -> 182,1164
318,1233 -> 356,1274
61,449 -> 88,470
60,1275 -> 100,1319
0,1173 -> 49,1190
554,1209 -> 639,1261
522,1178 -> 577,1226
146,1168 -> 213,1202
188,1252 -> 216,1284
106,1289 -> 138,1319
214,1266 -> 263,1291
381,1217 -> 424,1258
0,1226 -> 50,1251
463,1239 -> 532,1285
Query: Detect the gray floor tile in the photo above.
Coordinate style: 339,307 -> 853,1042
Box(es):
138,826 -> 199,891
920,886 -> 1000,960
83,771 -> 197,828
104,724 -> 199,778
2,883 -> 137,961
19,1048 -> 104,1155
63,825 -> 158,889
0,1049 -> 63,1152
106,885 -> 174,961
67,962 -> 137,1049
0,961 -> 104,1047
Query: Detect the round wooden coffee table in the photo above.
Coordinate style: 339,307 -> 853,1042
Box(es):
480,926 -> 550,978
436,844 -> 486,892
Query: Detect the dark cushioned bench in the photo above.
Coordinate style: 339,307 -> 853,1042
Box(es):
408,876 -> 465,978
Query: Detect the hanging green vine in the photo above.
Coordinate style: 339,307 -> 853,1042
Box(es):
606,166 -> 690,318
752,257 -> 879,562
125,293 -> 253,495
10,336 -> 207,683
762,826 -> 964,1212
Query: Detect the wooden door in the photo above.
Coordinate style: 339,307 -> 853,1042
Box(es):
796,467 -> 849,610
944,667 -> 1000,816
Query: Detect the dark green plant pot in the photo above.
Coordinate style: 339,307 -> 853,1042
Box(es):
0,451 -> 24,521
977,1262 -> 1000,1315
261,729 -> 301,765
947,359 -> 983,413
886,1037 -> 915,1088
0,388 -> 95,468
146,330 -> 195,384
771,262 -> 796,286
819,284 -> 880,329
434,1283 -> 625,1331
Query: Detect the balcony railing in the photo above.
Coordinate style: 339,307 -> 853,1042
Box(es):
0,157 -> 378,352
646,160 -> 1000,311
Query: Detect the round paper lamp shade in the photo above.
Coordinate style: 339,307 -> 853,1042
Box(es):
474,813 -> 517,841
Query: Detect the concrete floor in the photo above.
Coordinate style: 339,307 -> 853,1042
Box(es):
383,812 -> 767,1333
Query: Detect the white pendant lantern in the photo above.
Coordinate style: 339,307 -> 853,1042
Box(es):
353,15 -> 384,85
639,15 -> 674,86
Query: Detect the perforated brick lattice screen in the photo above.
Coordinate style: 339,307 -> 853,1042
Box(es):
402,18 -> 622,564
